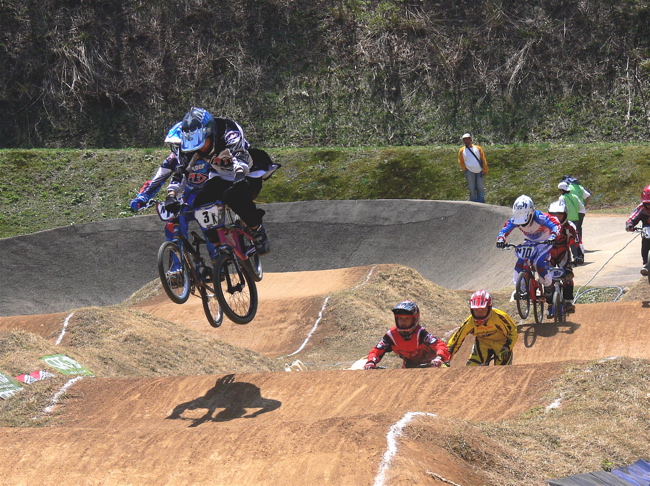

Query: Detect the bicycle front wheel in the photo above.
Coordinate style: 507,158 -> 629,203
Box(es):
200,285 -> 223,328
158,241 -> 191,304
213,252 -> 258,324
552,288 -> 562,323
515,272 -> 530,319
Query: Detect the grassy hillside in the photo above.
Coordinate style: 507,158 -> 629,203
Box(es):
0,143 -> 646,238
3,0 -> 650,147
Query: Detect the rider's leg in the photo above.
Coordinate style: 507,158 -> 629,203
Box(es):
641,235 -> 650,275
466,341 -> 493,366
222,181 -> 269,255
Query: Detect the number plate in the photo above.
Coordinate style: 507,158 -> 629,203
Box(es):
515,245 -> 534,260
549,267 -> 565,279
194,203 -> 224,229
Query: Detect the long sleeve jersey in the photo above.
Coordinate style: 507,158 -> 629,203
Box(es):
550,219 -> 581,267
627,204 -> 650,228
458,144 -> 488,174
446,308 -> 518,359
497,210 -> 560,243
366,325 -> 450,368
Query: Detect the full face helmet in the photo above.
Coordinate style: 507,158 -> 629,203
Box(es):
642,185 -> 650,210
548,199 -> 567,224
469,290 -> 492,326
391,300 -> 420,339
180,107 -> 215,153
165,121 -> 182,156
512,195 -> 535,225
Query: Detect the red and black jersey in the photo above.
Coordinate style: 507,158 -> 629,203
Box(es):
366,325 -> 450,368
548,218 -> 580,267
627,204 -> 650,227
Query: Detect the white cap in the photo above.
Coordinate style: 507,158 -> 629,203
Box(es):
462,133 -> 472,139
558,181 -> 570,191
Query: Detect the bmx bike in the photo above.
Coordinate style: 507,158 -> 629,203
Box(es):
547,265 -> 570,323
155,202 -> 223,328
503,241 -> 549,324
193,200 -> 261,324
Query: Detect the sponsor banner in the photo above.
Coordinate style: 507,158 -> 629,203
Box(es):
41,355 -> 94,376
0,371 -> 23,400
15,370 -> 56,384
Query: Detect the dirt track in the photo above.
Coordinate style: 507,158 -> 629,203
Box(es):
0,201 -> 648,485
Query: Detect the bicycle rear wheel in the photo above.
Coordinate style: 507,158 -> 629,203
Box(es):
158,241 -> 191,304
533,283 -> 545,324
213,252 -> 258,324
199,285 -> 223,328
515,272 -> 530,319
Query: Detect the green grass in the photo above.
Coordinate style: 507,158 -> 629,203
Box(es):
1,143 -> 647,238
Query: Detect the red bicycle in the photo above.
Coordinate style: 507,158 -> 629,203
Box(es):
504,241 -> 548,324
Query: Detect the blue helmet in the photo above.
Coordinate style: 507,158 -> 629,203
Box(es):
180,107 -> 215,152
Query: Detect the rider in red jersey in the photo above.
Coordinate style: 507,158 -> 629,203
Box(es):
364,301 -> 450,369
547,200 -> 581,314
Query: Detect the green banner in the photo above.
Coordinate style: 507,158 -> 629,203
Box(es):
41,355 -> 94,376
0,371 -> 23,399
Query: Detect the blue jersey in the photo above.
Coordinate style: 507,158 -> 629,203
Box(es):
498,210 -> 560,243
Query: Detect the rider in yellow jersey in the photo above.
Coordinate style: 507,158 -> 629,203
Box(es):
447,290 -> 518,365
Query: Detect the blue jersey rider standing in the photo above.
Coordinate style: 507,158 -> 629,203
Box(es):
165,107 -> 270,256
496,195 -> 561,301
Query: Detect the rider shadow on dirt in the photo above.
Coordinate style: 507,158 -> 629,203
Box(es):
166,375 -> 282,427
518,320 -> 580,348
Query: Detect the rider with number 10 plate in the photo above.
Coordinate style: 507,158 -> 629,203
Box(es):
496,195 -> 561,302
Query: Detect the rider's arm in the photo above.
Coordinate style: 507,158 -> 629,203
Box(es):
446,317 -> 474,359
493,310 -> 518,351
536,211 -> 561,238
627,204 -> 645,228
422,331 -> 451,362
366,334 -> 393,366
497,219 -> 516,240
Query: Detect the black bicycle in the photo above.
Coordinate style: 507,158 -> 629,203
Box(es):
155,202 -> 223,328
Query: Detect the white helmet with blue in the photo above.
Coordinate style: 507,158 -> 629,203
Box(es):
165,122 -> 182,155
512,195 -> 535,225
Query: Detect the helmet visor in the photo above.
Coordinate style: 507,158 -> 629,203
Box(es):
181,127 -> 209,152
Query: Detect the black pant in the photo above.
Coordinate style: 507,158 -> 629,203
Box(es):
193,177 -> 265,229
642,234 -> 650,265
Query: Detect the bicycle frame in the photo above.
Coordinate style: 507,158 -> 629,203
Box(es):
193,202 -> 255,261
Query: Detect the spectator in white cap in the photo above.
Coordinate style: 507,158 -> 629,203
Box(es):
458,133 -> 488,203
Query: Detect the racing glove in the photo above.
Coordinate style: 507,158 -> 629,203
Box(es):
429,356 -> 444,368
498,346 -> 511,362
164,195 -> 182,213
626,224 -> 635,232
129,195 -> 148,211
215,149 -> 234,167
496,238 -> 506,249
363,361 -> 377,370
547,236 -> 557,246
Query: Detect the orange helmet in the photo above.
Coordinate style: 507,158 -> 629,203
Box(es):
469,290 -> 492,326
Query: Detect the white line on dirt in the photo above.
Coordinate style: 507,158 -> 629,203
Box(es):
285,296 -> 330,358
55,312 -> 74,345
43,376 -> 84,414
351,265 -> 377,290
374,411 -> 437,486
